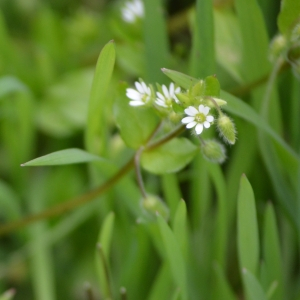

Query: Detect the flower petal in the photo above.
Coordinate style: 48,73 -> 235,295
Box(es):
156,92 -> 165,100
206,115 -> 214,122
198,104 -> 205,113
186,121 -> 197,128
203,106 -> 210,115
181,116 -> 195,124
141,82 -> 148,93
135,82 -> 144,93
162,85 -> 170,98
129,100 -> 145,106
175,87 -> 181,94
126,89 -> 141,101
203,121 -> 211,128
195,123 -> 203,134
169,82 -> 174,96
184,106 -> 198,116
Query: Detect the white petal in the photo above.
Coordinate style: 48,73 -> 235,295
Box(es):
195,124 -> 203,134
184,106 -> 198,116
122,10 -> 135,23
203,121 -> 210,128
203,106 -> 210,115
162,85 -> 170,98
156,92 -> 165,100
206,115 -> 214,122
126,89 -> 141,101
186,121 -> 197,128
173,95 -> 180,103
198,104 -> 205,113
129,100 -> 145,106
181,116 -> 195,124
174,87 -> 181,94
169,83 -> 174,96
135,82 -> 144,93
141,82 -> 148,93
155,100 -> 167,107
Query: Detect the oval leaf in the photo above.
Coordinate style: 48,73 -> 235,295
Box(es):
21,148 -> 103,166
141,138 -> 197,174
114,82 -> 158,149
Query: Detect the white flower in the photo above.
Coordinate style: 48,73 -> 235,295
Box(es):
121,0 -> 144,23
181,105 -> 214,135
126,81 -> 151,106
155,83 -> 181,108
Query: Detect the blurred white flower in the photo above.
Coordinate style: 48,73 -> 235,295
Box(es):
121,0 -> 144,23
155,83 -> 181,108
126,81 -> 151,106
181,105 -> 214,135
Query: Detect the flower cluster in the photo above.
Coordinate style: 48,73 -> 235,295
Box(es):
125,77 -> 237,164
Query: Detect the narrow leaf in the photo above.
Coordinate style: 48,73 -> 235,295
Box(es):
157,214 -> 188,300
242,269 -> 267,300
237,174 -> 259,275
21,148 -> 103,166
85,40 -> 115,154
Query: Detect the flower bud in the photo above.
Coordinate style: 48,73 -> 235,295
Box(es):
201,139 -> 226,164
269,34 -> 287,62
176,93 -> 192,106
141,195 -> 169,221
217,114 -> 236,145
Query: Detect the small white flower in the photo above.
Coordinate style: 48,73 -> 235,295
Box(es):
126,81 -> 151,106
121,0 -> 144,23
181,105 -> 214,135
155,83 -> 181,108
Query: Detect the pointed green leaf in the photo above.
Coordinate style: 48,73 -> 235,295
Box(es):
21,148 -> 103,166
114,83 -> 158,149
85,40 -> 115,154
237,174 -> 259,275
263,203 -> 283,300
157,214 -> 188,300
141,138 -> 197,174
161,68 -> 199,90
278,0 -> 300,35
242,269 -> 267,300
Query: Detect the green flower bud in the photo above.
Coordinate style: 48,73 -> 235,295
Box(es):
141,195 -> 169,221
217,114 -> 236,145
269,34 -> 287,62
201,139 -> 226,164
176,93 -> 192,106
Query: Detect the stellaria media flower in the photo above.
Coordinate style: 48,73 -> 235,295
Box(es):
181,105 -> 214,135
155,83 -> 181,108
126,81 -> 152,106
121,0 -> 144,23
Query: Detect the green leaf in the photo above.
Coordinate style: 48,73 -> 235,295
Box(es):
141,138 -> 198,174
0,76 -> 28,99
173,200 -> 188,257
161,68 -> 199,90
189,0 -> 215,77
157,214 -> 188,300
278,0 -> 300,35
21,148 -> 103,166
114,83 -> 158,149
96,212 -> 115,299
204,75 -> 220,97
242,269 -> 267,300
85,40 -> 115,154
144,0 -> 169,83
0,289 -> 15,300
212,263 -> 236,300
237,174 -> 259,275
262,203 -> 284,300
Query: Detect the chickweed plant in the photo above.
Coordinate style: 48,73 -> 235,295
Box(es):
0,0 -> 300,300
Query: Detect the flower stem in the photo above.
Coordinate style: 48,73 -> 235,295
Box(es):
134,147 -> 147,199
